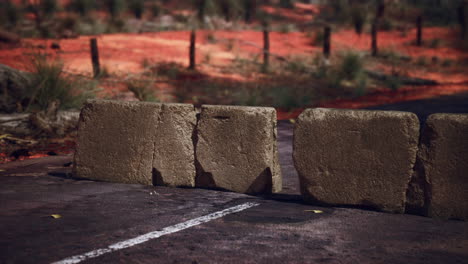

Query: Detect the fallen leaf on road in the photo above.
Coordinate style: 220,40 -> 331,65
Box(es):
50,214 -> 62,219
0,134 -> 11,140
0,169 -> 5,172
304,210 -> 323,214
289,119 -> 296,124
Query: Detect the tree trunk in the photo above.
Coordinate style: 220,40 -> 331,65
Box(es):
262,28 -> 270,72
459,1 -> 467,40
377,0 -> 385,18
197,0 -> 206,23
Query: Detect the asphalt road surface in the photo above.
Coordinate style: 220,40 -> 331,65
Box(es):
1,94 -> 468,264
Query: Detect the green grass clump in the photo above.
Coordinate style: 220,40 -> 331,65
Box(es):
25,54 -> 96,112
338,52 -> 365,81
127,79 -> 159,102
416,56 -> 429,67
384,75 -> 402,91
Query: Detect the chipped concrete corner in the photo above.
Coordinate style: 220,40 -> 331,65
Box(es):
293,108 -> 419,213
73,100 -> 197,187
418,113 -> 468,220
195,105 -> 282,194
74,101 -> 281,194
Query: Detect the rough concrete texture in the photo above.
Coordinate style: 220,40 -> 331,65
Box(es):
195,105 -> 281,194
419,113 -> 468,220
73,100 -> 196,187
151,103 -> 197,187
294,108 -> 419,213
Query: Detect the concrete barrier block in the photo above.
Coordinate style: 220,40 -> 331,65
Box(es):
73,100 -> 196,187
293,108 -> 419,213
195,105 -> 281,194
419,114 -> 468,220
152,103 -> 197,187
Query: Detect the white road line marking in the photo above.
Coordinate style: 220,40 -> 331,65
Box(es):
52,202 -> 259,264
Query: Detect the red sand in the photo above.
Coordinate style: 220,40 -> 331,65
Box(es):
1,27 -> 467,114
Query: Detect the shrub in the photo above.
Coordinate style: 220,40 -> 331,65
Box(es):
243,0 -> 256,23
338,52 -> 365,81
25,54 -> 96,112
324,0 -> 351,24
428,38 -> 443,48
409,0 -> 463,26
75,19 -> 108,35
129,0 -> 145,19
416,56 -> 429,66
0,1 -> 22,28
312,30 -> 324,46
68,0 -> 95,17
384,75 -> 402,91
268,85 -> 310,110
153,62 -> 183,79
234,86 -> 262,106
60,15 -> 79,32
102,0 -> 126,20
126,79 -> 159,102
379,18 -> 395,31
194,0 -> 217,22
150,3 -> 161,18
351,6 -> 366,35
284,57 -> 310,74
141,58 -> 153,69
355,73 -> 368,96
40,0 -> 59,16
218,0 -> 242,21
279,0 -> 295,9
441,58 -> 454,67
277,23 -> 297,33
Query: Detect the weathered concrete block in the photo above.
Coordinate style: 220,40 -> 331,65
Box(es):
293,108 -> 419,213
419,114 -> 468,220
195,105 -> 281,194
73,100 -> 196,187
151,103 -> 197,187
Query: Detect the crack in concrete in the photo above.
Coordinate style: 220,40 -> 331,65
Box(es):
150,108 -> 163,186
192,108 -> 220,190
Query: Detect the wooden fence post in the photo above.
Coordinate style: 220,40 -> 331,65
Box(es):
459,1 -> 467,40
323,26 -> 331,58
262,27 -> 270,72
416,16 -> 423,46
371,20 -> 378,57
90,38 -> 100,78
189,30 -> 196,70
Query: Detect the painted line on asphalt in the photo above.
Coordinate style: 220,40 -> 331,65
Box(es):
51,202 -> 260,264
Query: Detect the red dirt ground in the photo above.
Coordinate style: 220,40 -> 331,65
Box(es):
1,26 -> 468,117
